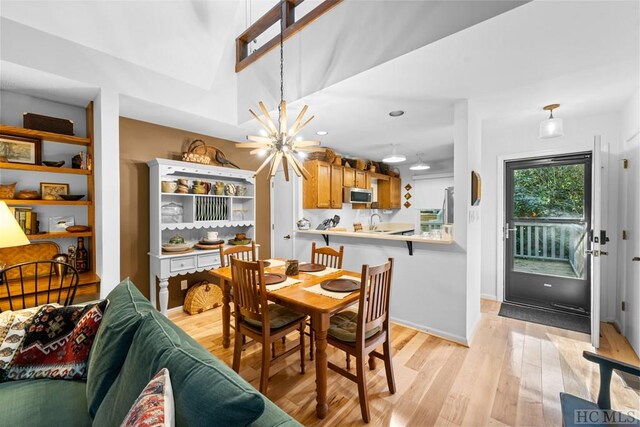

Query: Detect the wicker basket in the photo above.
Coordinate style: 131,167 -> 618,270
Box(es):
307,152 -> 325,161
183,281 -> 222,315
182,139 -> 211,165
324,148 -> 336,164
0,182 -> 16,199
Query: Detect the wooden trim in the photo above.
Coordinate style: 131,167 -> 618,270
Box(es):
0,124 -> 91,145
2,199 -> 91,206
0,162 -> 91,175
86,101 -> 96,278
236,0 -> 343,73
27,232 -> 93,240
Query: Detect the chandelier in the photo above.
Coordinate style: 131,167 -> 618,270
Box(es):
237,0 -> 324,180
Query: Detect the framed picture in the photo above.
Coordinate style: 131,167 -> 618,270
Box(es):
0,134 -> 42,165
471,171 -> 482,206
49,215 -> 75,233
40,182 -> 69,200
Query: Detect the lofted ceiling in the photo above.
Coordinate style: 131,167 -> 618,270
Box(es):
0,1 -> 638,172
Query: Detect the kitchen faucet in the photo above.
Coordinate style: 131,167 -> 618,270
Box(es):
370,213 -> 381,230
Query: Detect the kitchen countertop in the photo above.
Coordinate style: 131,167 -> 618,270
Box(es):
295,225 -> 454,245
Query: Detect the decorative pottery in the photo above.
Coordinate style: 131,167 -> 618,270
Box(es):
235,185 -> 247,196
285,259 -> 299,276
0,182 -> 16,199
214,181 -> 224,195
224,183 -> 235,195
169,235 -> 185,244
192,180 -> 207,194
161,181 -> 178,193
235,233 -> 246,240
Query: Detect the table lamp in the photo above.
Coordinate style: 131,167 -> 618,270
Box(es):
0,201 -> 30,270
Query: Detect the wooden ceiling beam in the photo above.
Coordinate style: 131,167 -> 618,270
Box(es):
236,0 -> 343,73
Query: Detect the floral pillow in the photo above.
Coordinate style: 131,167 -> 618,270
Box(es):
6,300 -> 109,381
121,368 -> 175,427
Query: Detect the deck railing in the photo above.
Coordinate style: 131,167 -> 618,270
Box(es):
513,221 -> 587,277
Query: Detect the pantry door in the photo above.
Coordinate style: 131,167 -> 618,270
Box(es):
271,169 -> 295,259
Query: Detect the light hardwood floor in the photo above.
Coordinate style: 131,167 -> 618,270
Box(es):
170,299 -> 640,426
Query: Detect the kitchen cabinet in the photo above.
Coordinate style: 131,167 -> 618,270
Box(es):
330,165 -> 343,209
343,167 -> 355,188
303,160 -> 332,209
378,176 -> 401,209
355,170 -> 367,188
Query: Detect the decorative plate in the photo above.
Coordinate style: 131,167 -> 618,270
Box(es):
320,278 -> 360,292
162,243 -> 192,252
298,263 -> 327,272
42,161 -> 65,168
199,239 -> 224,246
264,273 -> 286,285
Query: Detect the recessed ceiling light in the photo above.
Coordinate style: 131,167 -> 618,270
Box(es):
316,130 -> 328,136
389,110 -> 404,117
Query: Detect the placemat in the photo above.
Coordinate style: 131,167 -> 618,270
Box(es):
266,276 -> 301,291
304,266 -> 342,277
303,276 -> 360,299
263,259 -> 286,268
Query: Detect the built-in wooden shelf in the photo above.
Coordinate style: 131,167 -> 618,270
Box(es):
3,199 -> 90,206
27,231 -> 92,240
0,162 -> 91,175
0,124 -> 91,145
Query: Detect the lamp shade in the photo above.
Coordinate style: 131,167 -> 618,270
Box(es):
539,117 -> 564,139
382,145 -> 406,164
0,201 -> 30,248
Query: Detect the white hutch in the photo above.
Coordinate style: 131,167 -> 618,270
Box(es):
148,158 -> 256,315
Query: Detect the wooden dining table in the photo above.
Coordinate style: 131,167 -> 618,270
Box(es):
208,260 -> 361,419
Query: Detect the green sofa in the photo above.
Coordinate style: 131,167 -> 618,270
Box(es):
0,278 -> 301,426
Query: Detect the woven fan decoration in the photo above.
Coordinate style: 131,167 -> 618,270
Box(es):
183,281 -> 222,315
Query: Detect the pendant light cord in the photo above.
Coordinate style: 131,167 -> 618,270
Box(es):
278,0 -> 284,133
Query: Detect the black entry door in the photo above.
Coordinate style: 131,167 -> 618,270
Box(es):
505,154 -> 592,314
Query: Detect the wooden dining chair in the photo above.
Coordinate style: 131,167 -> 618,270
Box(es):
230,257 -> 306,394
307,242 -> 345,359
0,260 -> 79,312
311,242 -> 344,269
326,258 -> 396,423
219,241 -> 257,267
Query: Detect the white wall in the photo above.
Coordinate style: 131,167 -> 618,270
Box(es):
617,89 -> 639,355
480,112 -> 622,323
0,90 -> 87,136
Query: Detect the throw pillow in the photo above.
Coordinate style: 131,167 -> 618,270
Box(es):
121,368 -> 175,427
6,300 -> 109,380
0,306 -> 42,381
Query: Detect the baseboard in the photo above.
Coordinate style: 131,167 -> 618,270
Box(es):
481,293 -> 497,301
390,317 -> 469,347
167,305 -> 183,316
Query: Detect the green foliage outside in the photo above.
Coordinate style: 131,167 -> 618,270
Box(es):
513,164 -> 585,219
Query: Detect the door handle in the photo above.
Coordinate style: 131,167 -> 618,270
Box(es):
585,250 -> 600,257
283,235 -> 291,240
633,257 -> 640,262
600,251 -> 608,256
504,222 -> 517,239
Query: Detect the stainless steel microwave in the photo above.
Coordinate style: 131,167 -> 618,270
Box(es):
343,187 -> 372,203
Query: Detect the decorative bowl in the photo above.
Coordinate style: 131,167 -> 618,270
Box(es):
15,190 -> 40,200
162,243 -> 191,252
42,160 -> 65,167
66,225 -> 90,233
60,194 -> 85,201
228,238 -> 251,246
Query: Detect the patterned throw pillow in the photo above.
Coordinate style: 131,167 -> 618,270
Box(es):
6,300 -> 109,381
0,306 -> 42,381
121,368 -> 175,427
